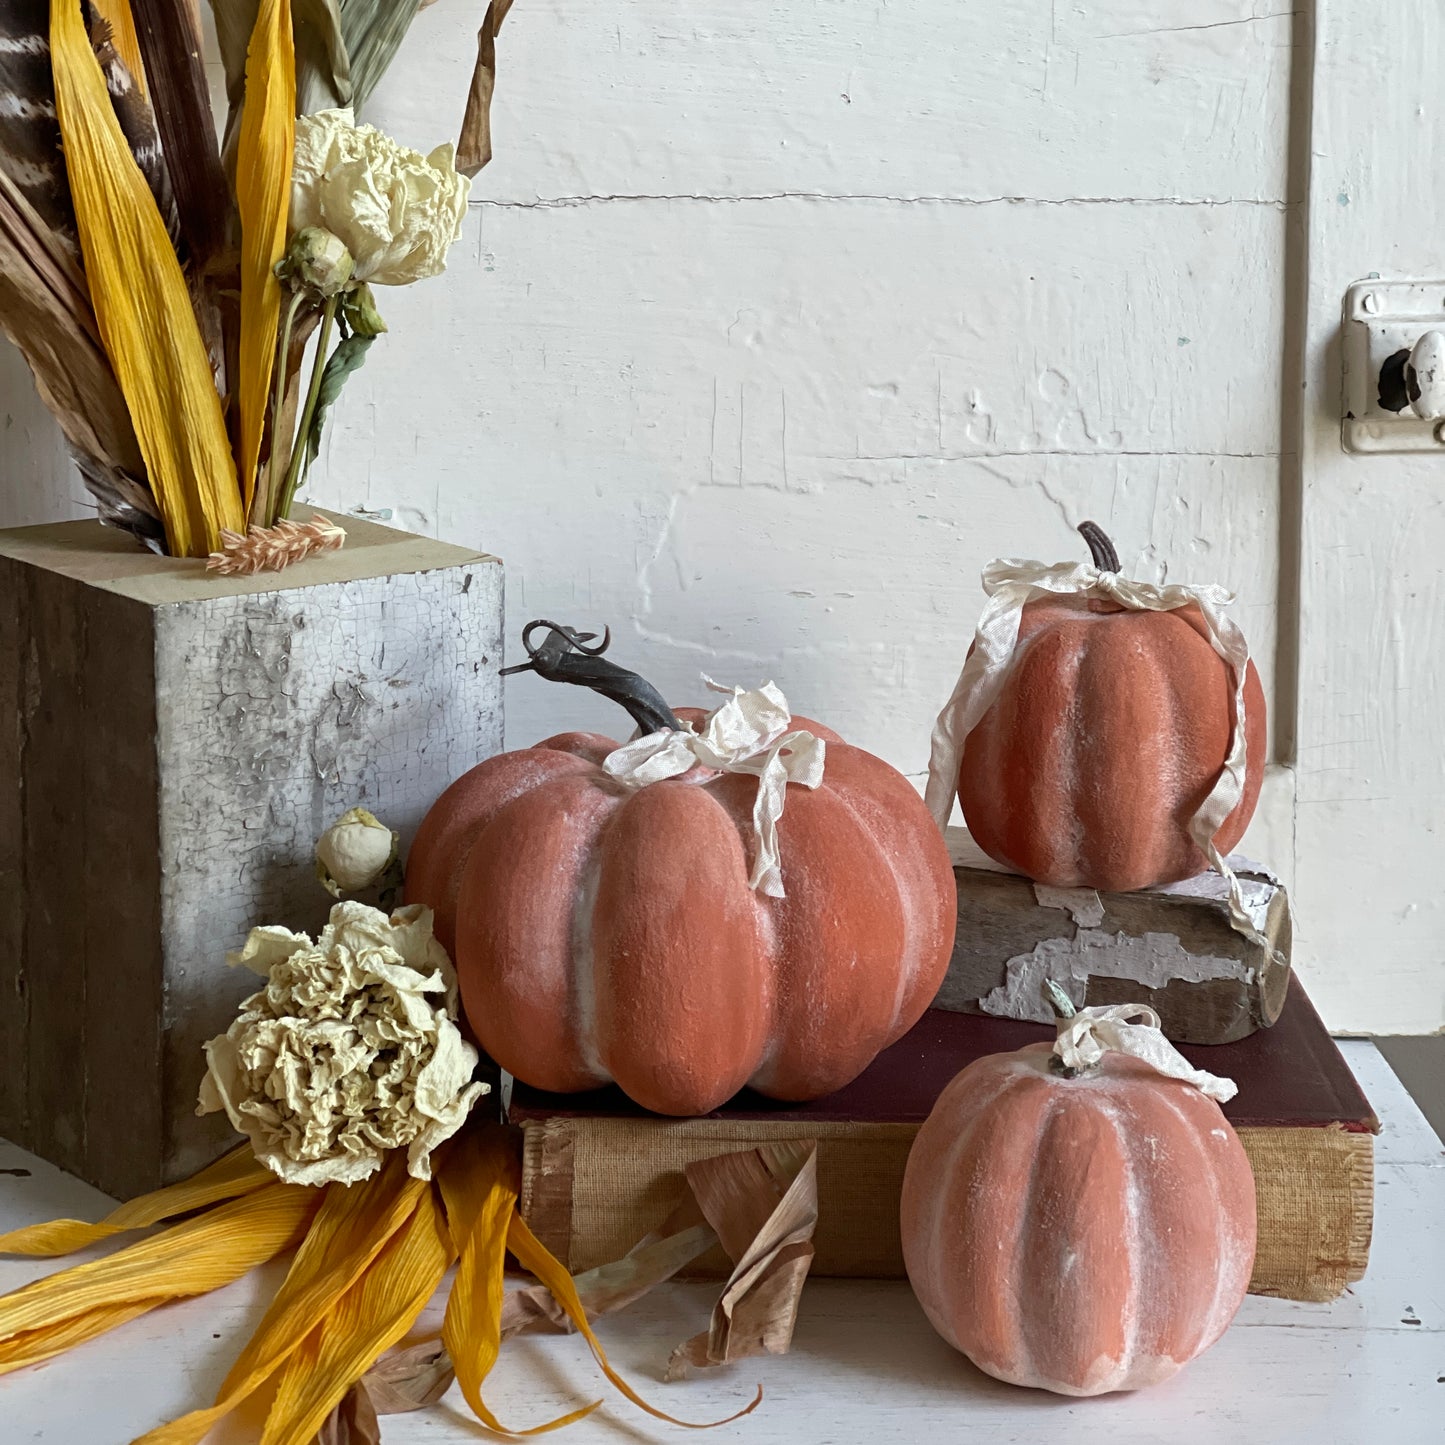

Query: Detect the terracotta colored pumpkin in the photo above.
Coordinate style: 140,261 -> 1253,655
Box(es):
406,621 -> 956,1117
900,1007 -> 1257,1396
955,523 -> 1266,892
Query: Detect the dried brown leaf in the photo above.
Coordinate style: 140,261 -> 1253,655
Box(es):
456,0 -> 514,177
314,1382 -> 382,1445
665,1141 -> 818,1379
501,1202 -> 716,1338
359,1338 -> 455,1414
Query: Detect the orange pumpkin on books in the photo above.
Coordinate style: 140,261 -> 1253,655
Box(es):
406,621 -> 956,1117
930,522 -> 1267,892
901,988 -> 1257,1396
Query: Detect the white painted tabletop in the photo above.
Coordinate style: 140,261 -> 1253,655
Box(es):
3,1042 -> 1441,1445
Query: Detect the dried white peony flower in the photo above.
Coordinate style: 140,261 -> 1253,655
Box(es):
316,805 -> 397,896
197,902 -> 488,1187
291,107 -> 469,286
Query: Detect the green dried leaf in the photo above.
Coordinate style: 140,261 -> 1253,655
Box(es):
340,0 -> 425,114
304,330 -> 375,471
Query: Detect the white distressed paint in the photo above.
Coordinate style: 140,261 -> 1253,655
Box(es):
981,928 -> 1258,1023
2,1044 -> 1439,1439
1293,3 -> 1445,1031
3,2 -> 1438,1030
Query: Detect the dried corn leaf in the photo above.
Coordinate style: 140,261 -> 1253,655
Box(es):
92,0 -> 148,94
501,1205 -> 717,1338
215,0 -> 352,157
0,1299 -> 158,1373
438,1127 -> 595,1436
666,1142 -> 818,1379
0,1146 -> 274,1258
51,0 -> 243,556
261,1184 -> 453,1444
507,1212 -> 762,1429
0,1184 -> 316,1374
130,0 -> 231,268
135,1155 -> 426,1445
235,0 -> 296,510
456,0 -> 513,177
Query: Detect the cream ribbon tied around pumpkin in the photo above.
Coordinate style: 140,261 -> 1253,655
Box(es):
924,555 -> 1267,949
602,679 -> 826,898
1054,1002 -> 1239,1103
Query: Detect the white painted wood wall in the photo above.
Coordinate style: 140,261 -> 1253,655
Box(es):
0,1 -> 1439,1033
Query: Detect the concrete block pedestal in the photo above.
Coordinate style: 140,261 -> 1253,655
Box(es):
0,509 -> 503,1197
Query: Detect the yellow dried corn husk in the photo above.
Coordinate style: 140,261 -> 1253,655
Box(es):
136,1154 -> 426,1445
50,0 -> 243,557
508,1212 -> 762,1430
0,1185 -> 316,1377
92,0 -> 147,94
0,1147 -> 274,1258
235,0 -> 296,513
0,1300 -> 158,1373
261,1184 -> 453,1444
439,1129 -> 599,1436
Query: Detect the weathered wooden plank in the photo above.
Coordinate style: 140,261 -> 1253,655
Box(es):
79,586 -> 164,1201
0,512 -> 505,1193
939,832 -> 1292,1044
0,556 -> 30,1145
20,566 -> 89,1173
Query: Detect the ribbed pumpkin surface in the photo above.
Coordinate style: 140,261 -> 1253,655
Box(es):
957,596 -> 1267,891
901,1042 -> 1257,1396
406,710 -> 956,1116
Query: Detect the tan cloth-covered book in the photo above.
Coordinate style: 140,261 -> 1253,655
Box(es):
511,980 -> 1375,1304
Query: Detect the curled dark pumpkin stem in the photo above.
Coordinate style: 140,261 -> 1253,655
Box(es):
1077,520 -> 1120,573
500,620 -> 683,736
1041,979 -> 1088,1078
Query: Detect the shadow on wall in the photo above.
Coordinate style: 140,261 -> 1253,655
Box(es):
0,336 -> 89,529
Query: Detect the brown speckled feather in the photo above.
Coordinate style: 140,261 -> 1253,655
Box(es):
0,1 -> 181,264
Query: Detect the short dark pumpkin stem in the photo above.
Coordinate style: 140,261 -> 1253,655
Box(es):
1077,520 -> 1120,573
1041,978 -> 1089,1078
500,620 -> 683,736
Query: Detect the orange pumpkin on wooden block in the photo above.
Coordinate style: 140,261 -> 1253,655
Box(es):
406,621 -> 956,1117
944,522 -> 1266,892
901,989 -> 1256,1397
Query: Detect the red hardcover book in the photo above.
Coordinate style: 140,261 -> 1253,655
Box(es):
509,977 -> 1376,1302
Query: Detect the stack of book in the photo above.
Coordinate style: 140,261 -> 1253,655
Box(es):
510,975 -> 1374,1305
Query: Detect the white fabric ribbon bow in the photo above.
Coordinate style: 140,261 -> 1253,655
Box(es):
1053,1002 -> 1238,1103
924,555 -> 1265,948
602,679 -> 826,898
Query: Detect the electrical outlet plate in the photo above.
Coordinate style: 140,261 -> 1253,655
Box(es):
1342,279 -> 1445,452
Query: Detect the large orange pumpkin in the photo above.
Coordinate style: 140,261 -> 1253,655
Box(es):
954,523 -> 1266,892
406,621 -> 956,1116
900,1002 -> 1256,1396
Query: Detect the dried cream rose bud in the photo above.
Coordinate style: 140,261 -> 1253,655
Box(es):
275,225 -> 355,297
315,806 -> 396,896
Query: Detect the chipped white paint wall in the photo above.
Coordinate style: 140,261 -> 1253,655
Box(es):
321,0 -> 1289,773
2,2 -> 1439,1031
1292,3 -> 1445,1033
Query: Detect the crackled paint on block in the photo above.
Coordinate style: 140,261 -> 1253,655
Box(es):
0,521 -> 502,1196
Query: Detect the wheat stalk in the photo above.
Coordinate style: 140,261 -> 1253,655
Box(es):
206,516 -> 346,575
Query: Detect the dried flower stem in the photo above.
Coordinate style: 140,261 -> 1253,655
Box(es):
273,289 -> 338,523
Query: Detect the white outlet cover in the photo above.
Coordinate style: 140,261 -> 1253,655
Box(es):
1342,279 -> 1445,452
